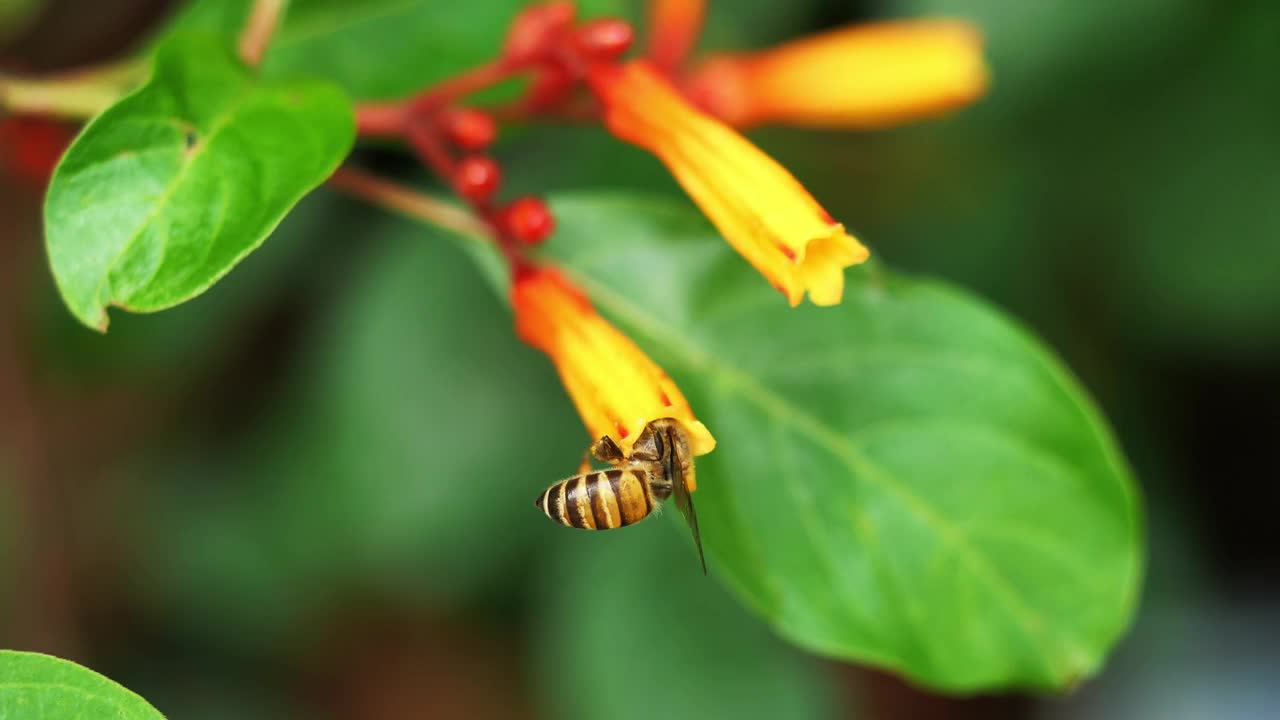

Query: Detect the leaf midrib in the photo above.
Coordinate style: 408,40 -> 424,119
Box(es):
569,270 -> 1091,682
92,82 -> 256,317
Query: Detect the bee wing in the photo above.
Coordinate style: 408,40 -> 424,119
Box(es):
672,469 -> 707,575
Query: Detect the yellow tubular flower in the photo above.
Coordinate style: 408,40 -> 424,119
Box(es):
588,61 -> 869,306
682,20 -> 989,129
646,0 -> 706,73
513,266 -> 716,478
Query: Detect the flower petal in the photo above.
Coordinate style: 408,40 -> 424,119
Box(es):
684,20 -> 989,129
513,265 -> 716,473
589,61 -> 869,306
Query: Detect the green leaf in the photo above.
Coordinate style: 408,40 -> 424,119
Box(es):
528,194 -> 1143,691
0,651 -> 165,719
534,521 -> 842,720
43,33 -> 354,331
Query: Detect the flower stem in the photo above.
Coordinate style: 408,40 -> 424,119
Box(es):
354,102 -> 408,137
2,77 -> 112,119
411,61 -> 516,110
238,0 -> 288,69
1,58 -> 145,119
327,166 -> 489,240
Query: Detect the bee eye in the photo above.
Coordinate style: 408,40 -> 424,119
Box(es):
653,429 -> 665,458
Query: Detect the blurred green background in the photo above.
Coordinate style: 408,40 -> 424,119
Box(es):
2,0 -> 1276,718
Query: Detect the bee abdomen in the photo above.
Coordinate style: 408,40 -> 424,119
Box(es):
536,469 -> 654,530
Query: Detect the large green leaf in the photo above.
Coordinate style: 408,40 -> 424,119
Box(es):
0,651 -> 165,719
533,521 -> 842,720
44,34 -> 354,331
520,195 -> 1143,691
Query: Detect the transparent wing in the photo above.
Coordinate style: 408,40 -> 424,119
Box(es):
672,468 -> 707,575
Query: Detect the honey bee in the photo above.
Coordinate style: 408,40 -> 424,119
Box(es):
534,418 -> 706,573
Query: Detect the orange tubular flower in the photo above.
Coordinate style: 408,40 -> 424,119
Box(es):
682,20 -> 989,130
513,266 -> 716,475
646,0 -> 705,73
588,61 -> 869,306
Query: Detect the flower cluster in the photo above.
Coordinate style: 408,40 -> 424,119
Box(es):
357,0 -> 988,464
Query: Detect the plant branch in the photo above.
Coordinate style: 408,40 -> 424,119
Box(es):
412,61 -> 516,110
355,102 -> 408,137
328,166 -> 489,240
0,59 -> 144,119
238,0 -> 288,68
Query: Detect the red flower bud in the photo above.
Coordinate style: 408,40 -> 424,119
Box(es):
523,65 -> 576,111
504,1 -> 576,64
574,18 -> 635,61
455,156 -> 501,203
443,108 -> 497,150
504,196 -> 555,244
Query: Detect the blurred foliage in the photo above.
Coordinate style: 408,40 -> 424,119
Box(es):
535,522 -> 844,720
874,0 -> 1280,353
133,205 -> 583,652
0,0 -> 41,43
0,457 -> 10,620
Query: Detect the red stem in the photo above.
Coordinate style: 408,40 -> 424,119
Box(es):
355,102 -> 408,137
410,61 -> 520,111
347,45 -> 573,274
406,117 -> 456,178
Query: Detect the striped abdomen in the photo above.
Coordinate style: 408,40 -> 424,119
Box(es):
536,468 -> 665,530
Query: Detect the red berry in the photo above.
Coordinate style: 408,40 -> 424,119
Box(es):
573,18 -> 634,60
455,156 -> 501,203
505,196 -> 555,245
443,108 -> 497,150
504,1 -> 576,64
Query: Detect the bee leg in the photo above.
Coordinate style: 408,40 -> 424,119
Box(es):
647,473 -> 673,501
590,435 -> 627,465
576,447 -> 593,475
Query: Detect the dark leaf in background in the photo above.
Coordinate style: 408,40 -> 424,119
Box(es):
0,0 -> 42,43
163,0 -> 628,99
534,522 -> 844,720
43,33 -> 353,331
0,459 -> 11,620
138,213 -> 583,649
0,651 -> 166,719
32,187 -> 328,383
894,0 -> 1204,98
1096,9 -> 1280,353
534,195 -> 1143,691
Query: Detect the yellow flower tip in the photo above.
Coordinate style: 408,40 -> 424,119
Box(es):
512,266 -> 716,466
589,60 -> 869,307
790,223 -> 870,307
684,19 -> 990,130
